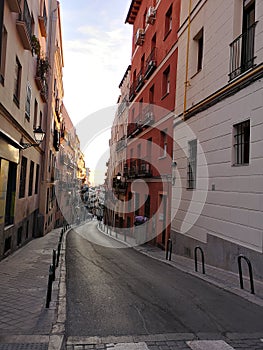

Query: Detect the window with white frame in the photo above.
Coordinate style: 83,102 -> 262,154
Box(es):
194,28 -> 204,72
162,66 -> 170,97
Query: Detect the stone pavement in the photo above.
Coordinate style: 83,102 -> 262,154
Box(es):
66,333 -> 263,350
0,227 -> 67,350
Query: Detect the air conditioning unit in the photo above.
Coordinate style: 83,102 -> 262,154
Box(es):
148,60 -> 156,67
138,74 -> 143,82
135,28 -> 145,46
144,112 -> 154,125
146,6 -> 156,25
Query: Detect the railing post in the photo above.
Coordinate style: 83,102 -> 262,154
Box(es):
238,254 -> 255,294
52,249 -> 56,281
45,265 -> 53,308
194,246 -> 205,274
166,238 -> 172,261
56,242 -> 61,267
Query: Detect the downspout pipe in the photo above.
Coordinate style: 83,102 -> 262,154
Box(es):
183,0 -> 192,119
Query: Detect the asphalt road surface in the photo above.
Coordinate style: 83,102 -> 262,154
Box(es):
66,221 -> 263,337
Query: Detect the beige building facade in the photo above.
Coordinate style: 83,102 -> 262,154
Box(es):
0,0 -> 84,259
172,0 -> 263,277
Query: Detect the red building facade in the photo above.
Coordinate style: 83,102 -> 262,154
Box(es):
122,0 -> 181,248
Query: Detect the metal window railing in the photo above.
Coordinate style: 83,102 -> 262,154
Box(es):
229,22 -> 257,80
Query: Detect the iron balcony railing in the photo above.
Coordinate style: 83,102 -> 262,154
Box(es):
129,81 -> 136,101
20,0 -> 32,38
125,160 -> 152,179
117,96 -> 128,116
116,136 -> 126,152
145,47 -> 157,79
135,68 -> 144,92
229,22 -> 257,80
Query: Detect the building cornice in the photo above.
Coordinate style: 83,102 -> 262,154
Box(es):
125,0 -> 142,24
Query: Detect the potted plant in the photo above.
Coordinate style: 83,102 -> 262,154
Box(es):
31,35 -> 41,56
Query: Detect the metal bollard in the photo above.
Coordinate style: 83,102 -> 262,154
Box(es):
166,238 -> 172,261
52,249 -> 56,281
56,242 -> 61,267
46,265 -> 53,308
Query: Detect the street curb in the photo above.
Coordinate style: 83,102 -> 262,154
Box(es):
48,227 -> 71,350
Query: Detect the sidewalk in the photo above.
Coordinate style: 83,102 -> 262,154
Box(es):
0,227 -> 66,350
98,223 -> 263,307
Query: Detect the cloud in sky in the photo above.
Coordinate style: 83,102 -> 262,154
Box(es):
60,1 -> 132,124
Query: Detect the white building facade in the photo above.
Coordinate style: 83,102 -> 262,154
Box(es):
172,0 -> 263,278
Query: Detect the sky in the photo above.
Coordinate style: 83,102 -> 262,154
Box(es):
60,0 -> 133,185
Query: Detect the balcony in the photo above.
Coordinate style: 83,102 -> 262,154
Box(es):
40,82 -> 48,102
112,177 -> 127,195
129,81 -> 136,101
38,3 -> 47,37
16,0 -> 32,50
138,161 -> 152,178
117,96 -> 128,116
144,47 -> 157,80
229,22 -> 257,81
53,129 -> 60,151
127,122 -> 142,138
125,161 -> 152,179
135,69 -> 144,93
142,105 -> 155,126
116,136 -> 127,152
7,0 -> 20,12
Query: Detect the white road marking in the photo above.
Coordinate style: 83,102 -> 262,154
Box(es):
187,340 -> 235,350
106,342 -> 149,349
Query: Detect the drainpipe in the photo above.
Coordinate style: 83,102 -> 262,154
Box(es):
0,0 -> 4,62
183,0 -> 192,119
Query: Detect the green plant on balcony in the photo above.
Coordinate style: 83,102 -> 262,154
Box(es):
36,56 -> 50,80
31,35 -> 41,56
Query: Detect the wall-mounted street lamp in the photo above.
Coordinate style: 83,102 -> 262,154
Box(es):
21,126 -> 46,149
116,172 -> 122,181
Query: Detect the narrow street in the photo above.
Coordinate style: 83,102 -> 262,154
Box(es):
66,221 -> 263,349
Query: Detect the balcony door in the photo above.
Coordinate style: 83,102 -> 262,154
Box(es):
241,0 -> 255,71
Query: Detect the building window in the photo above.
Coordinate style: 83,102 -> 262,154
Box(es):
33,99 -> 38,128
4,236 -> 11,253
162,66 -> 170,97
164,5 -> 172,38
0,26 -> 7,85
144,195 -> 150,218
19,156 -> 27,198
160,131 -> 167,157
147,137 -> 152,158
187,139 -> 197,189
39,110 -> 43,128
135,192 -> 140,216
4,161 -> 17,226
229,0 -> 256,80
14,57 -> 22,107
46,188 -> 49,214
194,28 -> 204,72
17,227 -> 22,246
35,164 -> 40,194
25,83 -> 32,120
149,85 -> 155,104
233,120 -> 250,165
28,161 -> 34,196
